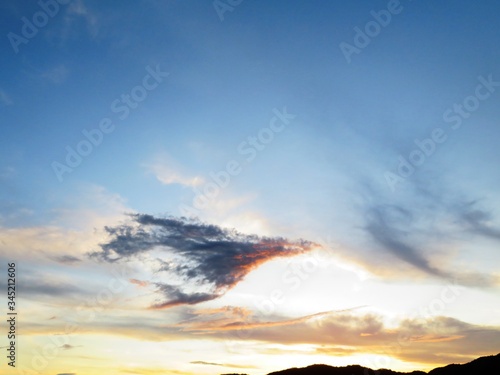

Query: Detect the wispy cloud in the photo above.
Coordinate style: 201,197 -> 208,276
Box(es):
91,214 -> 318,308
144,154 -> 204,187
347,180 -> 500,287
178,308 -> 365,333
363,203 -> 500,287
51,0 -> 100,46
41,64 -> 69,84
66,0 -> 99,38
60,344 -> 82,350
0,166 -> 15,179
129,278 -> 149,287
458,201 -> 500,241
0,89 -> 13,106
190,361 -> 256,369
183,307 -> 500,366
364,204 -> 446,278
0,274 -> 84,299
50,255 -> 82,264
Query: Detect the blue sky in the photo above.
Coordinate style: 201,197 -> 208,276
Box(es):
1,1 -> 500,374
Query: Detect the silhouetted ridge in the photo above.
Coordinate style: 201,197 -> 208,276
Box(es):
247,353 -> 500,375
267,363 -> 424,375
428,353 -> 500,375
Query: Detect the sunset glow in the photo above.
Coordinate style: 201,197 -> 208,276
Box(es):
1,1 -> 500,374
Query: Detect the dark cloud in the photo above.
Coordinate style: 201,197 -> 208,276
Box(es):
357,194 -> 499,287
364,204 -> 447,278
0,275 -> 83,299
51,255 -> 82,264
191,361 -> 224,366
60,344 -> 81,350
459,202 -> 500,241
22,280 -> 82,297
340,176 -> 499,288
153,283 -> 217,308
91,214 -> 317,309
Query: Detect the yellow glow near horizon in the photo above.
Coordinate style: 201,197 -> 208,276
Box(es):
7,330 -> 484,375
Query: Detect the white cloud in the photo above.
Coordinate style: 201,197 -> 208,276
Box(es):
144,154 -> 204,187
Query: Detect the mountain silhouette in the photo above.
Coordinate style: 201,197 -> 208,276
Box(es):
221,353 -> 500,375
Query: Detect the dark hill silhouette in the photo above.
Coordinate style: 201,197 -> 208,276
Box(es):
221,353 -> 500,375
267,364 -> 425,375
428,353 -> 500,375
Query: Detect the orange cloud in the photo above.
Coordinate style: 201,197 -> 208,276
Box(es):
129,278 -> 149,287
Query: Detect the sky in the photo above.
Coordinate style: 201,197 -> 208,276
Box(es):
1,0 -> 500,374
